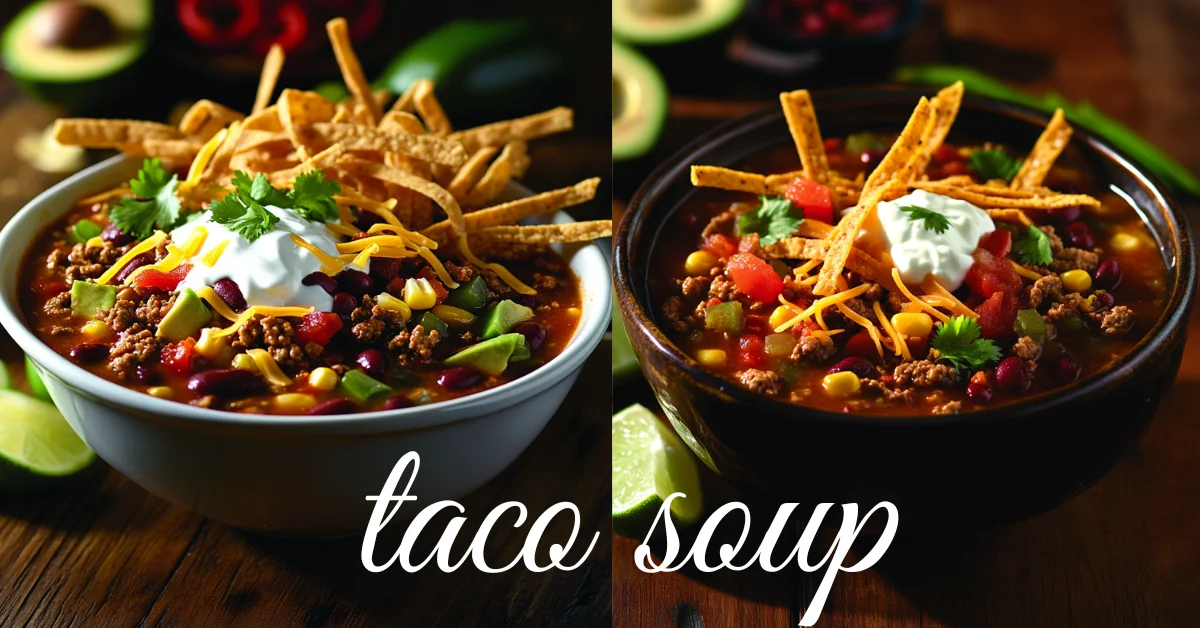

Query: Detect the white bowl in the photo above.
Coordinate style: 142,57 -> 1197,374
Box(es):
0,156 -> 610,536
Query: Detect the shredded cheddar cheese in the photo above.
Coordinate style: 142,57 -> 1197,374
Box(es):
209,305 -> 314,339
184,127 -> 228,188
367,222 -> 438,249
1010,260 -> 1044,282
97,231 -> 168,285
457,235 -> 530,294
246,348 -> 292,386
326,222 -> 360,237
289,234 -> 343,275
890,269 -> 951,323
927,280 -> 978,318
201,240 -> 229,266
773,283 -> 872,333
350,243 -> 379,268
835,302 -> 884,359
124,227 -> 208,284
874,301 -> 911,360
417,246 -> 461,290
195,286 -> 240,320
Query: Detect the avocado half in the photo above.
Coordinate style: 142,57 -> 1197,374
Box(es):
3,0 -> 152,113
612,0 -> 744,45
613,40 -> 667,162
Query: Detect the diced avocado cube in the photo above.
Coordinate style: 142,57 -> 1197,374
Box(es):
67,219 -> 102,244
444,276 -> 489,311
444,333 -> 523,376
339,369 -> 393,404
509,334 -> 530,362
417,311 -> 449,338
156,288 -> 212,342
69,281 -> 116,319
479,299 -> 534,340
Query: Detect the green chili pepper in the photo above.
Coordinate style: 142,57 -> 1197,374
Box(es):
704,301 -> 744,335
1015,309 -> 1047,343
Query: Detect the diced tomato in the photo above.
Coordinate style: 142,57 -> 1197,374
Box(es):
933,144 -> 962,164
295,312 -> 344,345
736,335 -> 767,369
725,253 -> 784,303
977,230 -> 1012,258
32,276 -> 67,300
905,335 -> 930,359
416,268 -> 449,304
784,177 -> 834,224
963,249 -> 1022,298
703,234 -> 738,259
160,339 -> 197,376
976,290 -> 1019,340
941,161 -> 969,177
133,264 -> 192,292
842,329 -> 879,361
822,137 -> 842,153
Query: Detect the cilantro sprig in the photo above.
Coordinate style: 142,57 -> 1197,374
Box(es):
109,158 -> 182,240
967,148 -> 1022,182
737,195 -> 803,246
208,170 -> 342,241
1013,225 -> 1053,266
931,315 -> 1002,371
899,205 -> 951,234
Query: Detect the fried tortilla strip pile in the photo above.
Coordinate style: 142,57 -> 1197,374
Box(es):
780,90 -> 831,186
1011,109 -> 1072,190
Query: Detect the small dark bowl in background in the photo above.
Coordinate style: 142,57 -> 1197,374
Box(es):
614,87 -> 1195,528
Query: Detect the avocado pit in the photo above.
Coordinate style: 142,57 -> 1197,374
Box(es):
31,0 -> 117,49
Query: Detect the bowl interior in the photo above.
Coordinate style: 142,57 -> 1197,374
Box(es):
0,156 -> 611,432
616,86 -> 1194,424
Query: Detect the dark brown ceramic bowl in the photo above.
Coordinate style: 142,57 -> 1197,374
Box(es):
614,87 -> 1195,526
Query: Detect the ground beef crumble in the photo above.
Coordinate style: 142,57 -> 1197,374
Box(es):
892,360 -> 959,387
1028,274 -> 1063,309
1012,336 -> 1042,361
389,325 -> 441,365
736,368 -> 784,395
1099,305 -> 1135,336
109,327 -> 160,379
791,328 -> 837,364
44,292 -> 72,318
231,315 -> 309,371
1050,248 -> 1099,273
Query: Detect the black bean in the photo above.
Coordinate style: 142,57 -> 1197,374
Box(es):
186,368 -> 267,398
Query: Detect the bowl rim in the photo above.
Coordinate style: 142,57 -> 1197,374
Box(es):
0,155 -> 611,432
614,85 -> 1196,427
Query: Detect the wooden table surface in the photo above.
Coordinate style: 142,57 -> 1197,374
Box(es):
612,0 -> 1200,626
0,2 -> 612,626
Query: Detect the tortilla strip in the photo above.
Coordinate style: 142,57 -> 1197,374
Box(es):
911,180 -> 1100,209
779,90 -> 830,186
326,18 -> 381,125
412,80 -> 451,135
464,141 -> 527,207
985,208 -> 1034,226
861,97 -> 932,199
1011,109 -> 1072,190
448,147 -> 500,199
465,221 -> 611,245
691,166 -> 786,195
118,138 -> 204,162
388,82 -> 418,117
302,122 -> 467,167
178,100 -> 245,140
448,107 -> 573,153
795,219 -> 835,239
380,110 -> 426,134
422,178 -> 600,243
54,119 -> 184,148
253,44 -> 286,115
278,88 -> 338,161
763,237 -> 898,293
909,81 -> 964,175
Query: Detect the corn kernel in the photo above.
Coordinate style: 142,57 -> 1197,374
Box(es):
695,349 -> 727,368
403,277 -> 437,311
431,304 -> 475,327
1061,269 -> 1092,293
147,386 -> 173,399
308,367 -> 339,391
274,393 -> 316,413
769,305 -> 795,329
1110,232 -> 1140,253
81,320 -> 112,341
685,250 -> 718,276
376,292 -> 412,321
822,371 -> 861,397
232,353 -> 257,371
195,327 -> 227,359
891,312 -> 933,338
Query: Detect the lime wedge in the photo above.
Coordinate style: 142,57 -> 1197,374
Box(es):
0,389 -> 95,491
612,298 -> 640,382
25,356 -> 50,401
612,403 -> 703,536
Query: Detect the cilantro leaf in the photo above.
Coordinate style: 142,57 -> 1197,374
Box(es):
288,170 -> 341,222
931,315 -> 1002,371
109,158 -> 182,240
1014,225 -> 1053,266
967,148 -> 1022,182
736,195 -> 803,246
209,192 -> 280,241
899,205 -> 951,234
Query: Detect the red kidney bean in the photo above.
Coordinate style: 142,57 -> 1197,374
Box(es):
336,268 -> 374,296
355,349 -> 386,378
302,272 -> 337,295
187,368 -> 267,398
513,321 -> 546,351
438,366 -> 482,390
1093,291 -> 1115,311
1063,221 -> 1095,249
993,357 -> 1031,394
509,294 -> 537,309
101,221 -> 134,246
1048,206 -> 1082,224
370,257 -> 402,284
1094,259 -> 1122,290
212,278 -> 247,312
69,343 -> 108,364
113,252 -> 153,284
134,364 -> 161,385
331,291 -> 358,315
1055,352 -> 1082,382
307,399 -> 360,415
826,356 -> 874,379
966,381 -> 994,403
382,395 -> 413,410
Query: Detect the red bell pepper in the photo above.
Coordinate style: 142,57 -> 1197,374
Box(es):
251,0 -> 309,54
177,0 -> 263,46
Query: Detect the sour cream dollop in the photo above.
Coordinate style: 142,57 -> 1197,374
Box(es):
873,189 -> 995,291
171,206 -> 358,312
